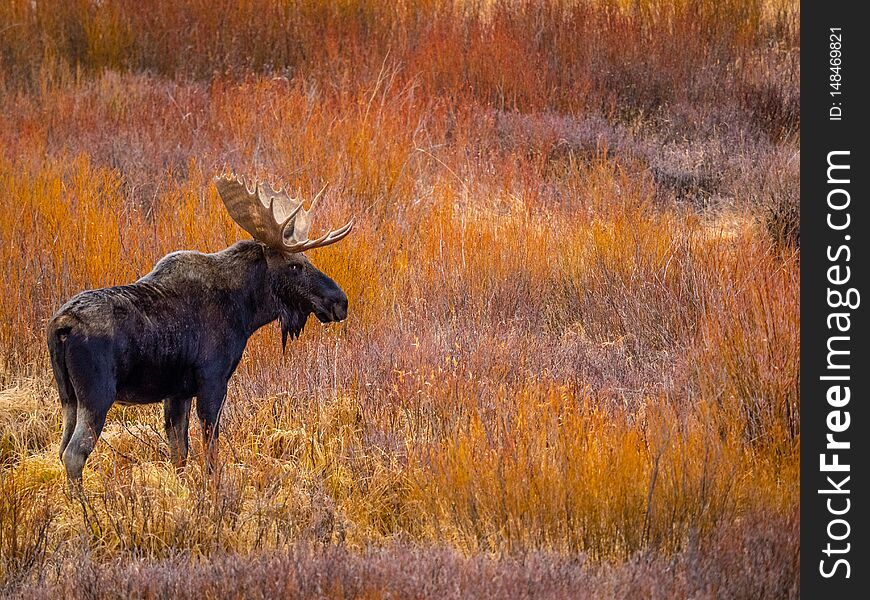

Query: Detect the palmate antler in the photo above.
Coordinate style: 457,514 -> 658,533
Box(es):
214,174 -> 354,253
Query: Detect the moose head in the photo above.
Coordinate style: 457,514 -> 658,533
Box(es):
214,175 -> 353,347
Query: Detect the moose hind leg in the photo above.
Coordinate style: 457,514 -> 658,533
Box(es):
50,335 -> 78,462
164,397 -> 192,468
63,403 -> 110,482
61,340 -> 114,482
59,402 -> 78,462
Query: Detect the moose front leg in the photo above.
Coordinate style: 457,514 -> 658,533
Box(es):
195,381 -> 228,474
163,397 -> 192,469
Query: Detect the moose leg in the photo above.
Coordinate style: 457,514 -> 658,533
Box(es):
59,402 -> 78,462
196,382 -> 228,474
62,340 -> 114,483
49,330 -> 79,462
164,397 -> 192,469
62,402 -> 111,483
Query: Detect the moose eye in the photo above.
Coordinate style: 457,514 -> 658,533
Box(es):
290,264 -> 299,270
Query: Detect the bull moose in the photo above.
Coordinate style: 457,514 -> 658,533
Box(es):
47,175 -> 353,482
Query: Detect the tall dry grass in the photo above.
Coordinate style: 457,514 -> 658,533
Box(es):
0,1 -> 799,597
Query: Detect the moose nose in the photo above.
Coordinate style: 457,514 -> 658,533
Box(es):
332,295 -> 348,321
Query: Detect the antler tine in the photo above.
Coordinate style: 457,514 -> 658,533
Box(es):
284,217 -> 355,253
322,218 -> 354,243
309,183 -> 328,213
279,203 -> 304,239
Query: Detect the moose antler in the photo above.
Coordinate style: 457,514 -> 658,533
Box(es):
214,174 -> 354,253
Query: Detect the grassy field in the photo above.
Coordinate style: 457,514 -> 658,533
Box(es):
0,1 -> 799,597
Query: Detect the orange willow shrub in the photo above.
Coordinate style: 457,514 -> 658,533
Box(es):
692,241 -> 800,446
409,383 -> 796,558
